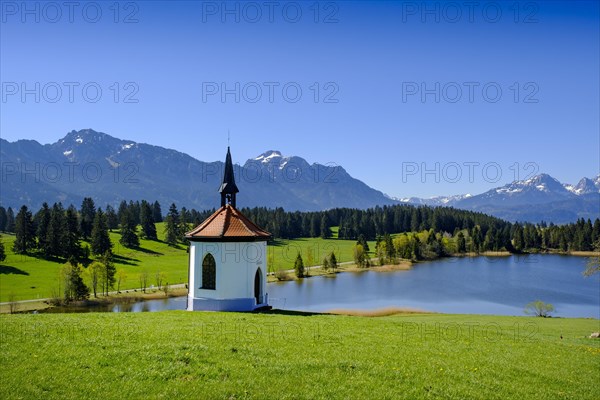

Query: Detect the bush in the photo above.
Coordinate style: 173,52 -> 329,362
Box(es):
275,269 -> 288,281
524,300 -> 555,317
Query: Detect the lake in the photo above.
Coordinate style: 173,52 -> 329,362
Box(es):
43,255 -> 599,318
269,254 -> 599,318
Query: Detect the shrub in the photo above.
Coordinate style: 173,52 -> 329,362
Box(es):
524,300 -> 555,317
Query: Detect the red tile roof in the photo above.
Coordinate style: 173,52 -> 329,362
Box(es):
185,204 -> 271,242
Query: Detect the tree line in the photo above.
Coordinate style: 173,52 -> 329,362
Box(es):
0,201 -> 598,265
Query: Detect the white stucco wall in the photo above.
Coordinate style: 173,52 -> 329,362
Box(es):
188,241 -> 267,302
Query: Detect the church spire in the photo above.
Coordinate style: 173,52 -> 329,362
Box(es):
219,146 -> 239,207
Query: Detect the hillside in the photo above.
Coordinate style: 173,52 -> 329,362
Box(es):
1,312 -> 598,399
0,224 -> 368,302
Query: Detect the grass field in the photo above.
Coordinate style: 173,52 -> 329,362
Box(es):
0,311 -> 598,399
0,225 -> 372,302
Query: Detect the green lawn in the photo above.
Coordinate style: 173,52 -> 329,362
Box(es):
0,226 -> 369,302
0,311 -> 598,399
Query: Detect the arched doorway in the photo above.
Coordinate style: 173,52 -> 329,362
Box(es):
254,268 -> 263,305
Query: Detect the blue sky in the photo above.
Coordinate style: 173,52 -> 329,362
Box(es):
1,0 -> 598,198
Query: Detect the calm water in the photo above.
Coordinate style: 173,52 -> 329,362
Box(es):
44,255 -> 599,318
269,255 -> 599,318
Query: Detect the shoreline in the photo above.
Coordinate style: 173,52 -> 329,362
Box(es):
3,251 -> 596,313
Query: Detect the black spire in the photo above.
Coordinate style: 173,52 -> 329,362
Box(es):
219,146 -> 239,207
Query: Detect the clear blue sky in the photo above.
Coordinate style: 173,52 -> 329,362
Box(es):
1,1 -> 598,198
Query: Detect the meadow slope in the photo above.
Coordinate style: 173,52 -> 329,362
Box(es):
1,312 -> 598,399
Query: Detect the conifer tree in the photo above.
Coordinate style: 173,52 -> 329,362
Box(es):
91,209 -> 112,256
294,253 -> 305,278
0,207 -> 7,232
80,197 -> 96,240
456,231 -> 466,253
63,257 -> 89,302
64,205 -> 82,259
105,205 -> 119,231
164,203 -> 180,246
6,207 -> 15,233
36,203 -> 52,255
152,201 -> 163,223
119,209 -> 139,248
140,200 -> 157,240
101,250 -> 116,295
0,235 -> 6,261
13,205 -> 36,254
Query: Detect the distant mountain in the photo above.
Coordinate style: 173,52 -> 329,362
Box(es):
564,176 -> 600,195
0,129 -> 398,212
395,194 -> 473,207
399,173 -> 600,224
1,129 -> 597,224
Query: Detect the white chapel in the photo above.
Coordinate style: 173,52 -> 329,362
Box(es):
185,147 -> 272,311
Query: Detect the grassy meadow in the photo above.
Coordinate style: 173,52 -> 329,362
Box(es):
0,225 -> 372,302
0,311 -> 598,399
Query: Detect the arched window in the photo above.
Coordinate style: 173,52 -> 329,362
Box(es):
202,253 -> 216,290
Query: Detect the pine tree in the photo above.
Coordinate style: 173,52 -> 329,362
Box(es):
294,253 -> 305,278
119,209 -> 139,248
80,197 -> 96,240
117,200 -> 129,225
456,232 -> 466,253
329,251 -> 338,271
180,207 -> 191,240
5,207 -> 15,233
411,236 -> 422,260
13,205 -> 36,254
320,214 -> 331,239
101,250 -> 116,295
321,255 -> 330,272
140,200 -> 157,240
35,203 -> 52,255
63,257 -> 89,302
64,205 -> 81,259
47,203 -> 66,258
0,235 -> 6,261
152,201 -> 163,223
164,203 -> 180,246
0,206 -> 7,232
105,205 -> 119,231
129,200 -> 141,226
357,234 -> 370,252
91,209 -> 112,256
513,225 -> 524,252
385,234 -> 396,263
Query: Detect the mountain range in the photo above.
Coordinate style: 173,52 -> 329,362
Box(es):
0,129 -> 396,212
396,174 -> 600,224
1,129 -> 598,224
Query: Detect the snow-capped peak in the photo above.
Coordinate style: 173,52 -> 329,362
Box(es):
565,177 -> 600,195
254,150 -> 283,163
